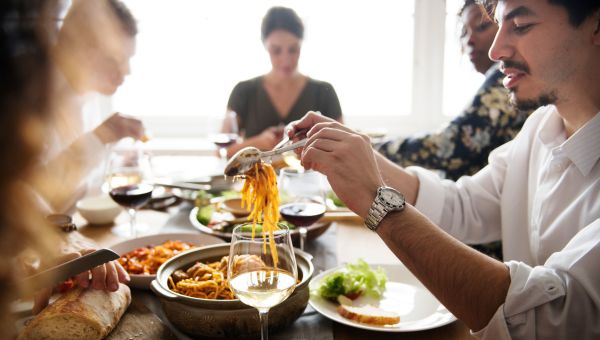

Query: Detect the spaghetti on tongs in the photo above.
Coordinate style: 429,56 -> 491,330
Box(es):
239,161 -> 281,266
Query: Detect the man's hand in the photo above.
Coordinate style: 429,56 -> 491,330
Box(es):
93,112 -> 145,145
286,112 -> 384,218
286,111 -> 333,146
32,249 -> 130,314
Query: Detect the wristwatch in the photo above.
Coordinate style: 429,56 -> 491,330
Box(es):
364,186 -> 405,231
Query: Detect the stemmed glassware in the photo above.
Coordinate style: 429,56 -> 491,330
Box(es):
212,110 -> 240,162
278,168 -> 327,251
228,223 -> 297,340
105,139 -> 153,237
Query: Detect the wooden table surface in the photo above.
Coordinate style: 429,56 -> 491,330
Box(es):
75,204 -> 475,340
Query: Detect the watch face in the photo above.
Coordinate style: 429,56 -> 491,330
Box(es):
380,187 -> 405,209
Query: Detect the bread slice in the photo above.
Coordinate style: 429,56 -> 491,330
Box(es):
18,284 -> 131,340
337,304 -> 400,326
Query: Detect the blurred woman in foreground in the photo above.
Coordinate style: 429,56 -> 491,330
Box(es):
0,0 -> 61,334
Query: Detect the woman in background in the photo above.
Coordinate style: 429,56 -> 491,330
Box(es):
223,6 -> 343,157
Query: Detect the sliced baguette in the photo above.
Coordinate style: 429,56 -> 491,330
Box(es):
18,284 -> 131,340
337,304 -> 400,326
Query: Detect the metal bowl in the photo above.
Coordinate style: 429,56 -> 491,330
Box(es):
151,243 -> 314,338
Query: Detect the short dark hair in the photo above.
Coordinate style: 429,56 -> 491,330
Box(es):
479,0 -> 600,27
107,0 -> 137,36
261,6 -> 303,42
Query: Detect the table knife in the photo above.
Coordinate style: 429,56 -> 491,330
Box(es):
19,248 -> 119,293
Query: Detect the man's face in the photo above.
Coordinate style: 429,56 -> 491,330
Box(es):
489,0 -> 592,111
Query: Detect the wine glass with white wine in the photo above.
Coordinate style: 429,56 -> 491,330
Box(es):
227,223 -> 297,340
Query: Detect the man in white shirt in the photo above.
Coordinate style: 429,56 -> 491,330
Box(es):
288,0 -> 600,338
33,0 -> 146,213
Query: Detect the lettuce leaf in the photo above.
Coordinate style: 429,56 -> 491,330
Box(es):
314,259 -> 387,301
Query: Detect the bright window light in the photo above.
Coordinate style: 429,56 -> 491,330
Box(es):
442,0 -> 485,117
113,1 -> 415,122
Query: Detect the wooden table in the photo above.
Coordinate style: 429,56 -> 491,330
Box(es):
76,204 -> 475,340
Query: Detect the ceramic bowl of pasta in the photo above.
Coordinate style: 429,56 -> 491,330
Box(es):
150,243 -> 314,339
111,233 -> 224,289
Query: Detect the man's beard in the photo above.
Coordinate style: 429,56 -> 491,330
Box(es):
510,90 -> 558,112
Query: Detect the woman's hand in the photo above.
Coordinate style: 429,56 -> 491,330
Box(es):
93,112 -> 146,144
251,126 -> 284,151
32,248 -> 130,314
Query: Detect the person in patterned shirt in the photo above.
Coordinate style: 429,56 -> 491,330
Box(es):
377,0 -> 531,182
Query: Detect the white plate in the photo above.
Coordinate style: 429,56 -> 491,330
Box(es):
309,263 -> 456,332
110,232 -> 224,289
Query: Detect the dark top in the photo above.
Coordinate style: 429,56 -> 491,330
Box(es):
227,76 -> 342,138
377,64 -> 531,182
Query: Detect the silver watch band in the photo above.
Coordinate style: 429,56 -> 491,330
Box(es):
365,201 -> 387,231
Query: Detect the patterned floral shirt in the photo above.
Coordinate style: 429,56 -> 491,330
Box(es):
377,64 -> 531,182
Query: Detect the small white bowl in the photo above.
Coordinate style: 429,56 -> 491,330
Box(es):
76,195 -> 122,225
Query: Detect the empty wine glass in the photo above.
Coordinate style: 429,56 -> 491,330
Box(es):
105,139 -> 153,237
228,223 -> 297,340
278,168 -> 327,251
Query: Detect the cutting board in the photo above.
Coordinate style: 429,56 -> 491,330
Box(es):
107,298 -> 176,340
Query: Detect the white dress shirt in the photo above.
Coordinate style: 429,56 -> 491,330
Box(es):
409,105 -> 600,339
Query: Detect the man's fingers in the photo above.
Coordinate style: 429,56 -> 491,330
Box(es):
301,145 -> 334,174
288,111 -> 332,136
304,137 -> 339,154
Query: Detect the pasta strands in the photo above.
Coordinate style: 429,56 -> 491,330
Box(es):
239,162 -> 281,267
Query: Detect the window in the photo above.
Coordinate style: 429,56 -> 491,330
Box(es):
107,0 -> 483,138
112,1 -> 414,137
443,0 -> 486,117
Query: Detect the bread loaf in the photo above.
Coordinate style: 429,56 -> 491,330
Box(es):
337,304 -> 400,326
18,284 -> 131,340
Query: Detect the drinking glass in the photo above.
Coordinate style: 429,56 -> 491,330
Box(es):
278,168 -> 327,251
212,110 -> 240,161
228,223 -> 297,340
105,139 -> 153,237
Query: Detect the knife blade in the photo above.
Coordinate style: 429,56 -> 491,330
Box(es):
152,182 -> 211,191
19,249 -> 120,293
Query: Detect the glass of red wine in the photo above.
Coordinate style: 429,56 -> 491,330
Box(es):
105,139 -> 153,238
212,111 -> 240,161
278,168 -> 327,251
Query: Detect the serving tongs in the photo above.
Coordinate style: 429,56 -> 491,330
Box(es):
224,128 -> 308,177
